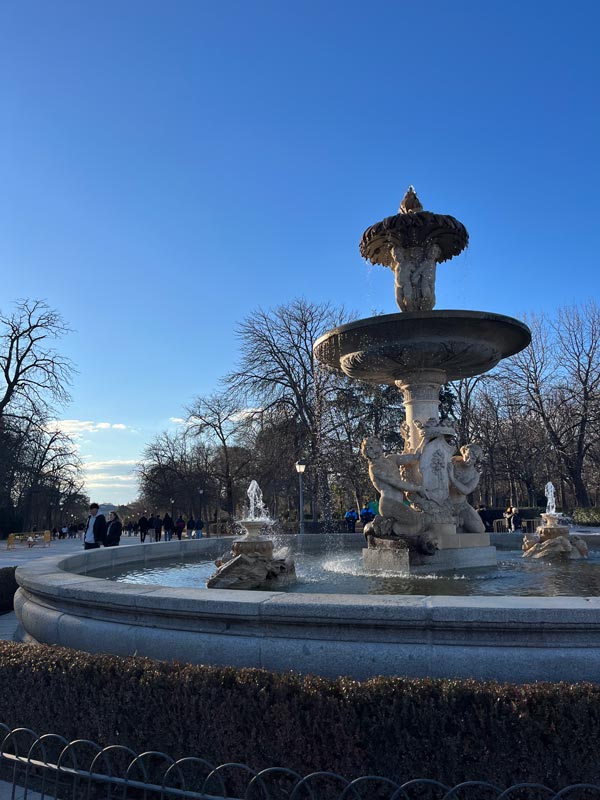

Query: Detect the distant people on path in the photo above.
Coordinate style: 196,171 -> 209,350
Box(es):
508,507 -> 523,531
83,503 -> 107,550
138,514 -> 149,543
147,514 -> 157,543
162,513 -> 173,542
154,514 -> 163,542
195,518 -> 204,538
360,505 -> 374,526
186,517 -> 195,539
126,521 -> 134,537
503,506 -> 523,532
344,508 -> 358,533
105,511 -> 123,547
175,516 -> 185,541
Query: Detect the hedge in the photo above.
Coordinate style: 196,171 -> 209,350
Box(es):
574,507 -> 600,526
0,641 -> 599,787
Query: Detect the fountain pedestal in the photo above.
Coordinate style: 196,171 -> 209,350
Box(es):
522,512 -> 588,561
207,518 -> 296,590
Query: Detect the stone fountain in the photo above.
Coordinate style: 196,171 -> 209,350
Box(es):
522,481 -> 588,560
314,187 -> 532,572
207,481 -> 296,589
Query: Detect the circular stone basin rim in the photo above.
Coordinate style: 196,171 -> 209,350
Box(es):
13,538 -> 600,684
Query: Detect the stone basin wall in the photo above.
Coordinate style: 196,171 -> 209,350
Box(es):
13,535 -> 600,683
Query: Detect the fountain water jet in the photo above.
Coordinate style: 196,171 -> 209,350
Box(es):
206,481 -> 296,589
522,481 -> 589,560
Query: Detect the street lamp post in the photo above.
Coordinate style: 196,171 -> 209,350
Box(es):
295,461 -> 307,535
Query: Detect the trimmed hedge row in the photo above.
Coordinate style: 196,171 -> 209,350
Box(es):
574,507 -> 600,526
0,641 -> 599,786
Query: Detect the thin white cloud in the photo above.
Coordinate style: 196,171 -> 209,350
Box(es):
86,473 -> 137,483
83,459 -> 138,471
49,419 -> 131,436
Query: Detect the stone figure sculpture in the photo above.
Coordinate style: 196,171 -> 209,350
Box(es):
391,242 -> 441,312
545,482 -> 556,515
448,444 -> 485,533
360,437 -> 423,537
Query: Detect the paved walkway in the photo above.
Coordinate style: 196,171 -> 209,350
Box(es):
0,536 -> 143,644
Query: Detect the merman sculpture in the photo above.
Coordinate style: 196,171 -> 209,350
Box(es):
314,187 -> 532,571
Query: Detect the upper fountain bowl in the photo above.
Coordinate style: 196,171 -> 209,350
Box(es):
313,310 -> 531,384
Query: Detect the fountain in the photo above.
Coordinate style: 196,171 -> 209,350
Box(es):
314,187 -> 532,572
206,481 -> 296,589
522,481 -> 589,560
14,188 -> 600,683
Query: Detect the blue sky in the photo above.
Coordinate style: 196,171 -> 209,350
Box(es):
1,0 -> 599,503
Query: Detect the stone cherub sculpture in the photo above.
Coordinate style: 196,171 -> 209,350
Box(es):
388,186 -> 441,312
360,435 -> 438,554
391,241 -> 441,313
448,444 -> 485,533
361,436 -> 424,537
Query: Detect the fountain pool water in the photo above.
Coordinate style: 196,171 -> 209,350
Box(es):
103,545 -> 600,597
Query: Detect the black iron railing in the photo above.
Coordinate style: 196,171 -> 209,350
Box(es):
0,724 -> 599,799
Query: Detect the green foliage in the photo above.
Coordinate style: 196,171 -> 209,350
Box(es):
0,642 -> 600,787
0,568 -> 17,612
573,507 -> 600,526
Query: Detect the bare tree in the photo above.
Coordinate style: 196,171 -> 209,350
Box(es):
226,298 -> 350,522
0,300 -> 80,534
501,302 -> 600,507
0,300 -> 73,422
186,393 -> 251,517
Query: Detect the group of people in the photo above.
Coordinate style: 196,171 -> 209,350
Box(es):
83,503 -> 123,550
81,504 -> 205,550
503,506 -> 523,532
344,505 -> 376,533
136,513 -> 204,542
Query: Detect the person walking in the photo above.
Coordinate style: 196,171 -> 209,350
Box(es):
138,514 -> 149,543
344,508 -> 358,533
154,514 -> 163,542
195,518 -> 204,538
105,511 -> 123,547
360,505 -> 374,526
186,516 -> 195,539
162,513 -> 173,542
83,503 -> 107,550
175,516 -> 185,541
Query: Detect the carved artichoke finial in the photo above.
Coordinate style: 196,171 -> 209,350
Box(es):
399,186 -> 423,214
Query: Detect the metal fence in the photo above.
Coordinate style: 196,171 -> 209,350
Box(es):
0,724 -> 599,800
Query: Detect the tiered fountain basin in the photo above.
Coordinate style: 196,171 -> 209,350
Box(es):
313,310 -> 531,383
14,535 -> 600,684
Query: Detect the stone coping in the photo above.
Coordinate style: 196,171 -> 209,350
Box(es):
14,536 -> 600,683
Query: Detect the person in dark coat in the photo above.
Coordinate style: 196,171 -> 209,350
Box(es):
154,514 -> 163,542
162,513 -> 173,542
360,506 -> 374,525
175,516 -> 185,541
186,517 -> 196,539
138,515 -> 149,543
105,511 -> 123,547
83,503 -> 107,550
344,508 -> 358,533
